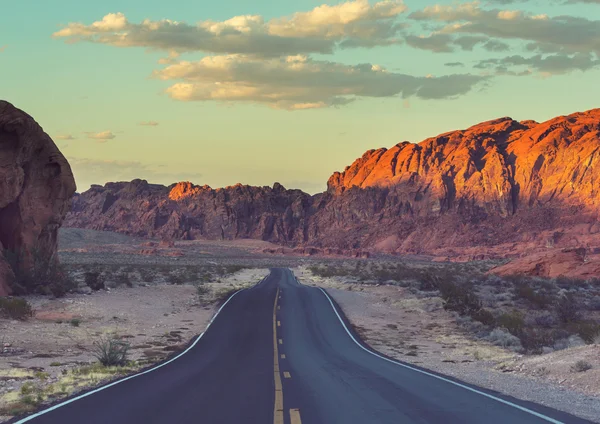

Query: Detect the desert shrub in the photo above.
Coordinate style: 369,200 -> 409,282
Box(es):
555,294 -> 580,323
555,275 -> 587,289
533,311 -> 558,328
486,328 -> 523,350
514,284 -> 553,308
167,273 -> 185,285
472,308 -> 496,326
497,311 -> 525,335
115,273 -> 133,287
92,336 -> 130,366
571,360 -> 592,373
70,318 -> 81,327
0,297 -> 34,320
138,268 -> 156,283
3,248 -> 75,297
214,287 -> 239,304
554,335 -> 586,351
84,272 -> 105,291
196,284 -> 209,297
567,321 -> 600,344
519,328 -> 560,353
439,281 -> 482,316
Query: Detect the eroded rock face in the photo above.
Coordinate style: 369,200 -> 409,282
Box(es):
0,101 -> 76,295
65,108 -> 600,262
66,180 -> 311,243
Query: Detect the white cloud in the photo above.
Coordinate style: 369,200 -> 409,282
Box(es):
53,1 -> 407,57
85,131 -> 117,141
152,54 -> 486,109
138,121 -> 159,126
410,2 -> 600,56
55,134 -> 76,140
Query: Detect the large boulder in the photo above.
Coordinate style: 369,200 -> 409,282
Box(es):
0,101 -> 76,295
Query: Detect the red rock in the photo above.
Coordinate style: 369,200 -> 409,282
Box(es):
65,108 -> 600,269
0,101 -> 76,295
489,248 -> 600,279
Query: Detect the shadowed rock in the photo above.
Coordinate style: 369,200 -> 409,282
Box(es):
0,101 -> 76,295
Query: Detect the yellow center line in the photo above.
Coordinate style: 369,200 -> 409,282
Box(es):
273,287 -> 284,424
277,320 -> 281,327
279,339 -> 283,345
290,408 -> 302,424
283,372 -> 291,379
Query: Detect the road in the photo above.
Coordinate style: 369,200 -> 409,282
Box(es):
13,268 -> 592,424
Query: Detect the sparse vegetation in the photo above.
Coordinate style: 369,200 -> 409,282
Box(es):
571,360 -> 593,373
92,336 -> 130,366
307,260 -> 600,355
0,297 -> 34,320
3,248 -> 76,297
84,271 -> 105,291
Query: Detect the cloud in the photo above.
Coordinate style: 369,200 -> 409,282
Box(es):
409,2 -> 600,56
405,33 -> 454,52
85,131 -> 117,141
153,54 -> 487,109
445,61 -> 465,67
138,121 -> 159,126
53,1 -> 407,57
55,134 -> 76,140
68,158 -> 203,189
475,52 -> 600,75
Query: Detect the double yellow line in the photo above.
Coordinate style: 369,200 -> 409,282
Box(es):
273,287 -> 302,424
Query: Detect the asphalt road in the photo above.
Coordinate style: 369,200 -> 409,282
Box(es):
13,268 -> 592,424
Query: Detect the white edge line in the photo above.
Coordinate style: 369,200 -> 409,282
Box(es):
312,283 -> 564,424
14,284 -> 251,424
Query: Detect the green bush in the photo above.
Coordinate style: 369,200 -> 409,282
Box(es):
497,311 -> 525,335
92,337 -> 130,366
555,294 -> 580,323
439,281 -> 482,316
70,318 -> 81,327
514,284 -> 553,308
0,297 -> 34,320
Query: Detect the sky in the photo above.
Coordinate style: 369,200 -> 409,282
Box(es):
1,0 -> 599,194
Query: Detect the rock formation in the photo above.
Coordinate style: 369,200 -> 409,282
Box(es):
65,108 -> 600,262
0,101 -> 76,295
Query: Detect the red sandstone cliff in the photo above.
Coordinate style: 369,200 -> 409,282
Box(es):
0,101 -> 76,295
65,108 -> 600,260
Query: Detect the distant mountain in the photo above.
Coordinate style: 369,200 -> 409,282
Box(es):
65,108 -> 600,260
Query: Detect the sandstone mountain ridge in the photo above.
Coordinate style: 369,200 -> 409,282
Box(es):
65,108 -> 600,263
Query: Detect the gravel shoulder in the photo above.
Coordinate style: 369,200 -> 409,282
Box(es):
293,266 -> 600,423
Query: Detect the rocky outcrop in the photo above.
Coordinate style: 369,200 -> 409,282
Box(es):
67,180 -> 312,243
0,101 -> 76,295
489,248 -> 600,279
65,108 -> 600,261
